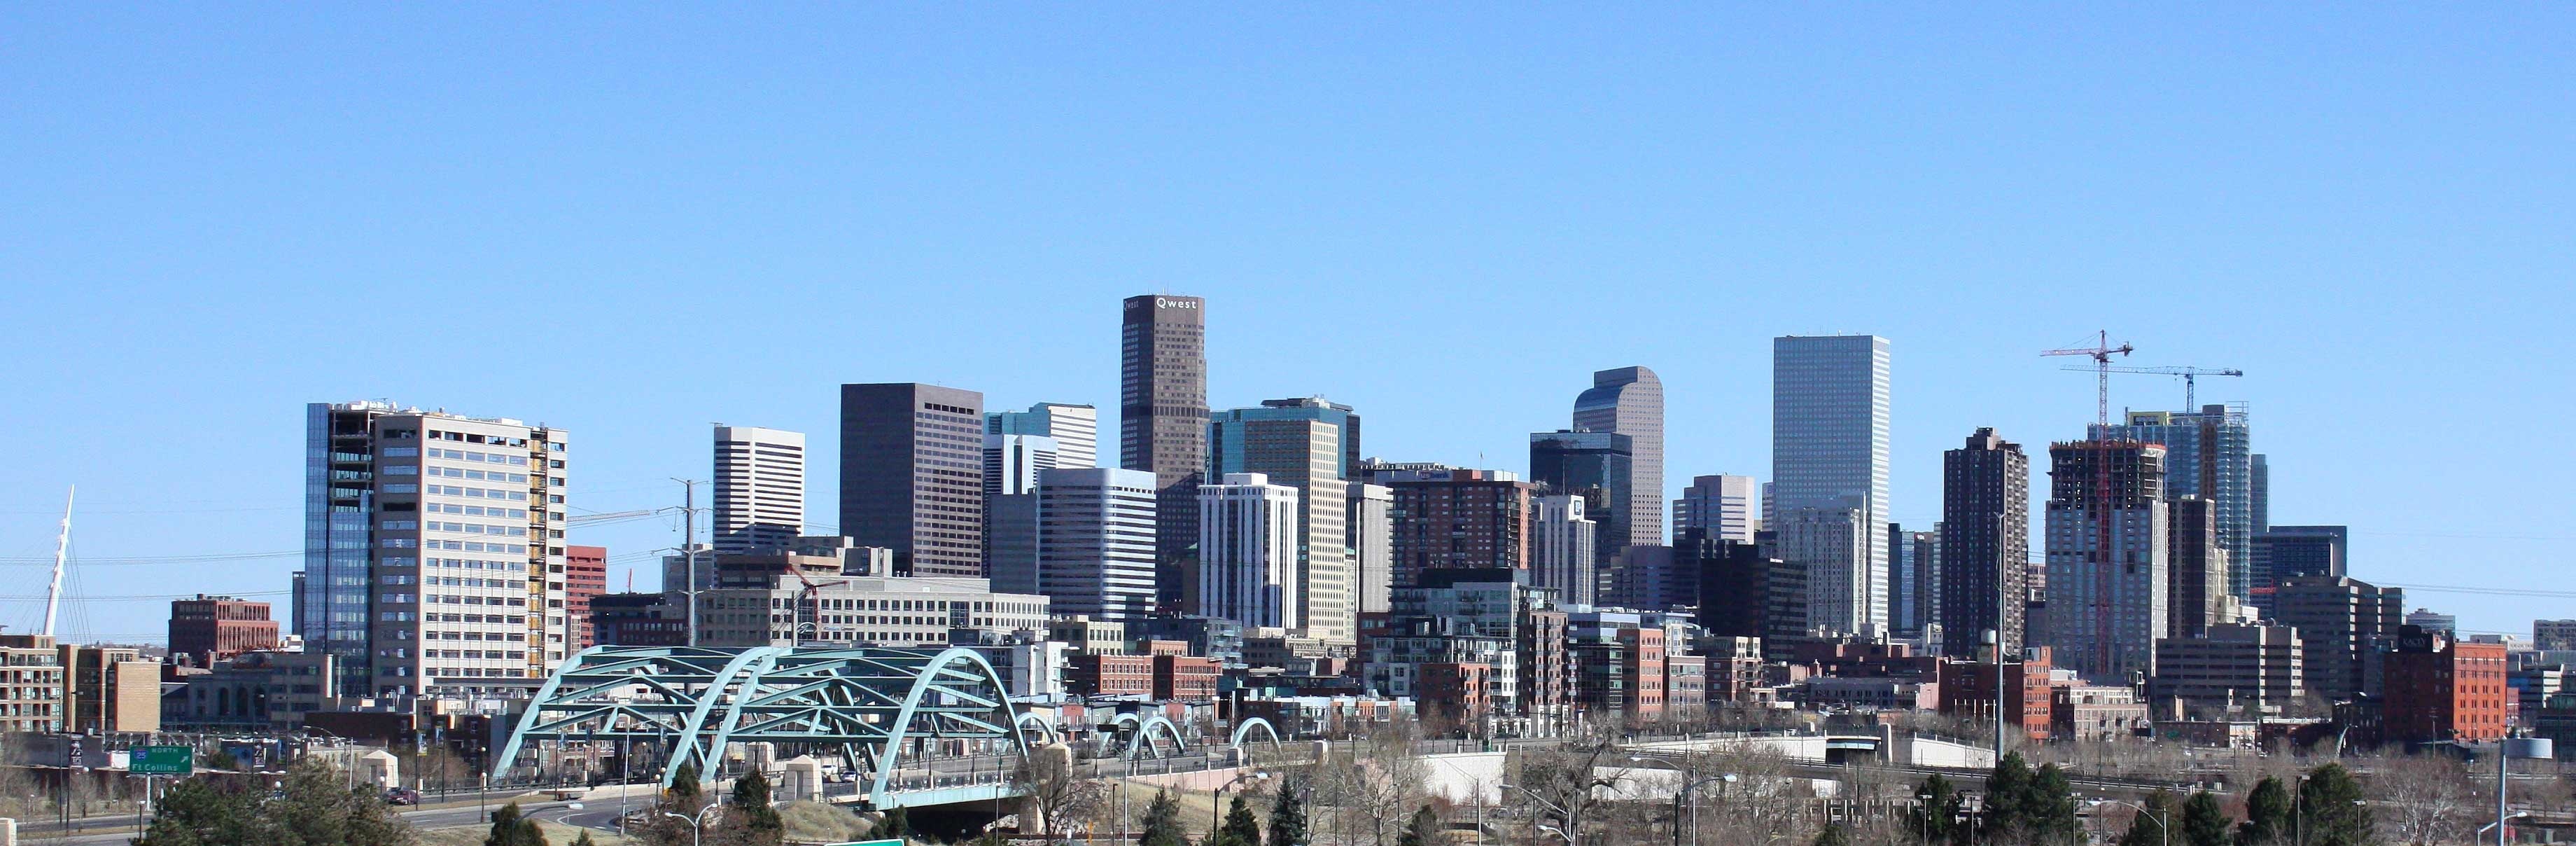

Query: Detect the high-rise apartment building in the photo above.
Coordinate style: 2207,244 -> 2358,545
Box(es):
1198,473 -> 1302,630
1532,494 -> 1599,606
2098,405 -> 2251,598
1773,336 -> 1891,635
565,545 -> 607,649
1674,474 -> 1757,543
167,595 -> 279,669
1529,429 -> 1634,567
2272,576 -> 2404,703
2043,439 -> 2169,682
1121,294 -> 1208,611
2249,525 -> 2347,614
1940,428 -> 2029,658
1384,469 -> 1536,588
2250,454 -> 2270,533
1684,531 -> 1809,660
1035,467 -> 1160,622
1348,482 -> 1393,615
1890,525 -> 1940,641
712,426 -> 806,555
1572,367 -> 1663,549
302,401 -> 569,698
990,402 -> 1099,469
839,383 -> 984,578
1210,399 -> 1357,642
2166,497 -> 2230,639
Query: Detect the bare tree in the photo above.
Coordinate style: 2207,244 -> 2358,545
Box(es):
2367,753 -> 2479,845
1016,744 -> 1111,839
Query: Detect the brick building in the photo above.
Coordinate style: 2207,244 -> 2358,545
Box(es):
564,546 -> 608,649
2383,625 -> 2510,744
1152,654 -> 1221,702
1418,662 -> 1494,728
168,595 -> 280,669
1939,651 -> 2054,742
1068,653 -> 1154,698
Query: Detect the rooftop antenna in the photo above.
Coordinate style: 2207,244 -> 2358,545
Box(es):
43,486 -> 72,637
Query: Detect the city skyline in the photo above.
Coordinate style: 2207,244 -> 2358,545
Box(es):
5,8 -> 2572,641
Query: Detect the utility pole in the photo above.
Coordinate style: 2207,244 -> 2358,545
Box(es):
676,479 -> 703,648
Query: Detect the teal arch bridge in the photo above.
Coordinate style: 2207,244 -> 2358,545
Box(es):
493,646 -> 1287,810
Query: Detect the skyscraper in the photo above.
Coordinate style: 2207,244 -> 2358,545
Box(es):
713,426 -> 806,555
1528,429 -> 1634,566
2249,525 -> 2348,615
1198,473 -> 1301,629
982,434 -> 1061,496
2098,405 -> 2253,599
2272,575 -> 2403,702
1384,469 -> 1536,588
1121,295 -> 1208,611
1036,467 -> 1159,621
839,383 -> 984,578
1208,399 -> 1355,641
1532,494 -> 1599,606
2250,453 -> 2270,534
1674,474 -> 1757,543
1572,366 -> 1663,548
2166,497 -> 2231,639
302,401 -> 569,698
1773,336 -> 1892,634
990,402 -> 1100,470
1348,482 -> 1394,616
1890,525 -> 1940,641
2043,439 -> 2169,682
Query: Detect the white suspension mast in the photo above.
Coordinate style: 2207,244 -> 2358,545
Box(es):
44,485 -> 74,637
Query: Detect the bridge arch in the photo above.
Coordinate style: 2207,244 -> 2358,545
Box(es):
1111,712 -> 1189,759
1228,716 -> 1283,749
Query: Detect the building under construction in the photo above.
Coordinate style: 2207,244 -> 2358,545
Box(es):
2041,438 -> 2170,684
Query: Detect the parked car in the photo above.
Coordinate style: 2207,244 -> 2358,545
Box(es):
384,787 -> 421,805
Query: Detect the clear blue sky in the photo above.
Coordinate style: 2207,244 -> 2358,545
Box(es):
3,6 -> 2569,642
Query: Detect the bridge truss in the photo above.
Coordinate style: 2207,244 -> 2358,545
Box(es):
493,645 -> 1036,803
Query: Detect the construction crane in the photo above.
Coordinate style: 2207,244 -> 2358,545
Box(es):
2063,365 -> 2244,409
2040,331 -> 2135,427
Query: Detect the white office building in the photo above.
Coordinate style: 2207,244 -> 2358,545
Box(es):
1035,467 -> 1158,622
1533,494 -> 1599,606
693,576 -> 1051,648
1348,482 -> 1394,615
989,403 -> 1099,470
302,401 -> 569,699
1674,474 -> 1758,543
714,426 -> 806,555
983,434 -> 1062,496
1198,473 -> 1302,630
1772,335 -> 1892,634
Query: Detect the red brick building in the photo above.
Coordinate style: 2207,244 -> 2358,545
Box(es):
2383,626 -> 2510,744
1152,654 -> 1221,702
1939,651 -> 2055,742
1418,662 -> 1494,727
1069,653 -> 1154,697
565,546 -> 608,649
167,595 -> 279,668
1384,469 -> 1535,586
1621,626 -> 1667,718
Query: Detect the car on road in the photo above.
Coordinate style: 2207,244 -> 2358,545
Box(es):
384,787 -> 421,805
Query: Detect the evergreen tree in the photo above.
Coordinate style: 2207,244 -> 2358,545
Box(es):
668,761 -> 704,805
1982,752 -> 2034,839
485,802 -> 549,846
2026,763 -> 2080,844
134,778 -> 256,846
1396,805 -> 1441,846
1267,779 -> 1309,846
1212,795 -> 1264,846
570,833 -> 598,846
1910,774 -> 1968,846
2180,792 -> 2230,846
868,807 -> 914,843
1140,790 -> 1186,846
1813,824 -> 1852,846
729,768 -> 785,845
2236,777 -> 2291,846
2118,791 -> 2174,846
263,756 -> 419,846
2296,765 -> 2372,846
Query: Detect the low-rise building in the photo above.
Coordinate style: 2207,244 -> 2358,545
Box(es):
168,595 -> 280,669
1938,650 -> 2054,742
1067,653 -> 1152,698
2053,684 -> 2149,741
162,650 -> 336,731
2383,625 -> 2510,744
0,634 -> 64,733
62,644 -> 159,735
694,576 -> 1049,648
2149,624 -> 2305,719
1151,654 -> 1220,702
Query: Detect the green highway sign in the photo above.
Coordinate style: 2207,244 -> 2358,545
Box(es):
130,745 -> 193,775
